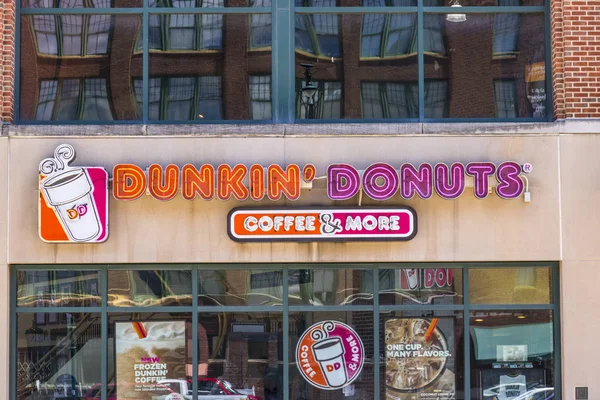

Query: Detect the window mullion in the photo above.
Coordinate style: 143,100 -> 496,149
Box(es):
82,15 -> 89,56
381,14 -> 391,58
192,77 -> 200,120
77,78 -> 86,120
55,15 -> 63,56
195,14 -> 202,50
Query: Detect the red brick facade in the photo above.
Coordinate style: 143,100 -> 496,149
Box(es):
556,0 -> 600,118
2,0 -> 600,123
0,0 -> 15,123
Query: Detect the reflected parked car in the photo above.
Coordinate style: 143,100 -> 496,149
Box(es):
84,382 -> 183,400
483,385 -> 554,400
159,378 -> 261,400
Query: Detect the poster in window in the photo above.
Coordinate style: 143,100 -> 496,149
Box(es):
115,321 -> 186,399
385,318 -> 456,400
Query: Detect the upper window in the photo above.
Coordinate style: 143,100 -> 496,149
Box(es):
18,0 -> 549,123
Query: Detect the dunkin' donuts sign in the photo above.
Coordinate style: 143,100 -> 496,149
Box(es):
38,144 -> 532,243
296,321 -> 365,390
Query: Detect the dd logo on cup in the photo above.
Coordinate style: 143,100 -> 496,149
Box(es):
39,144 -> 109,243
296,321 -> 364,390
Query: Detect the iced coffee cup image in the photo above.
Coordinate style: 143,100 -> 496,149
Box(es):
41,168 -> 102,242
312,337 -> 348,388
115,321 -> 187,399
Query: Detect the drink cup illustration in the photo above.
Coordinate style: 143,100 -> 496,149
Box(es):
312,337 -> 348,388
41,168 -> 101,242
404,269 -> 420,289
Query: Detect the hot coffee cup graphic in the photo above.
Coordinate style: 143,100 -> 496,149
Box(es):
39,144 -> 108,243
296,321 -> 364,391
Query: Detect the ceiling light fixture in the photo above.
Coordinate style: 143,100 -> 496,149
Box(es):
446,0 -> 467,23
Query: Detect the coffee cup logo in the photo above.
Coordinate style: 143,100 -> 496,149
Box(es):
296,321 -> 364,390
39,144 -> 109,243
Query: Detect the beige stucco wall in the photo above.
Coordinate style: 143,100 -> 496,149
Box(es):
7,135 -> 560,264
4,131 -> 600,399
559,134 -> 600,400
0,137 -> 8,400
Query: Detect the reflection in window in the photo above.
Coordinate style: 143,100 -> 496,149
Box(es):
362,81 -> 447,119
35,79 -> 114,121
360,0 -> 444,58
250,0 -> 272,48
249,75 -> 272,120
134,76 -> 223,120
17,313 -> 102,400
107,270 -> 193,306
493,0 -> 520,57
494,80 -> 518,118
17,270 -> 101,307
150,0 -> 223,6
25,0 -> 112,8
148,12 -> 223,50
295,80 -> 342,119
361,13 -> 416,58
33,14 -> 111,55
295,1 -> 341,58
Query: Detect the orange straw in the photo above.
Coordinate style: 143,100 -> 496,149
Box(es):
423,318 -> 439,342
132,322 -> 147,339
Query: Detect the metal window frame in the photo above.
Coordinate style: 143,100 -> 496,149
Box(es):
11,261 -> 561,400
16,0 -> 551,124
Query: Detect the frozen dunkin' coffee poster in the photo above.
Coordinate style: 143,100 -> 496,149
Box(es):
39,144 -> 109,243
385,318 -> 456,400
115,321 -> 186,399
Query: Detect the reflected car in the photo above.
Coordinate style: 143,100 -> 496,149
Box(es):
483,385 -> 554,400
84,382 -> 182,400
190,378 -> 261,400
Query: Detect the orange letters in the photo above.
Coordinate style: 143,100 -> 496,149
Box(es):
113,164 -> 146,200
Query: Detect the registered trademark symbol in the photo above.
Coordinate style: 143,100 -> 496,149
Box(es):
522,163 -> 533,174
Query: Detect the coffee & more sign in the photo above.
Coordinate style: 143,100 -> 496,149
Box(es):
38,144 -> 532,244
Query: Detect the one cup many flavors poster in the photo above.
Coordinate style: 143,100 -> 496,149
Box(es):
115,321 -> 187,399
385,318 -> 456,400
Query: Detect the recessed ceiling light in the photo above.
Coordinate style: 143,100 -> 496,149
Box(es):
475,318 -> 484,322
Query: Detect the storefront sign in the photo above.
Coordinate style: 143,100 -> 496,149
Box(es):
228,207 -> 417,242
38,144 -> 109,243
296,321 -> 364,390
38,144 -> 532,244
115,321 -> 186,399
385,318 -> 455,400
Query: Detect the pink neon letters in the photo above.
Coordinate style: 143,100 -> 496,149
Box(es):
327,162 -> 526,201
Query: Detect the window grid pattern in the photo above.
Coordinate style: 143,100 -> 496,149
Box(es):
361,80 -> 447,119
36,78 -> 114,121
18,0 -> 551,123
32,14 -> 111,55
134,76 -> 223,120
11,263 -> 561,400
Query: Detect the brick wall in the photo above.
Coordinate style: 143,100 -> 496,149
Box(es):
555,0 -> 600,119
0,0 -> 15,123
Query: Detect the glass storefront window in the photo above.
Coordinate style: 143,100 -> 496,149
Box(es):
13,264 -> 559,400
16,313 -> 102,400
17,270 -> 101,307
290,311 -> 375,400
199,268 -> 284,306
108,269 -> 193,306
377,267 -> 463,305
469,267 -> 552,304
288,268 -> 373,305
380,310 -> 464,400
470,310 -> 555,400
195,312 -> 283,399
107,312 -> 193,399
17,0 -> 550,123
